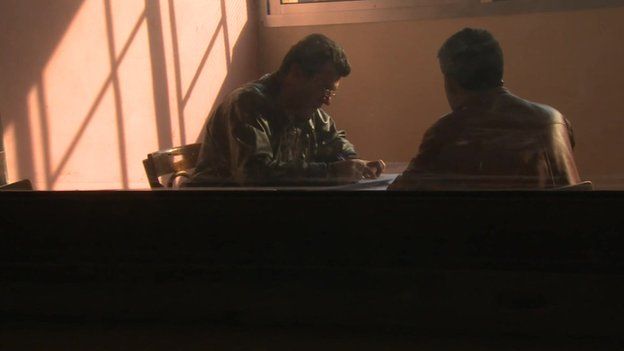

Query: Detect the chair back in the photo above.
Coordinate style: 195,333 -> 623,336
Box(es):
550,180 -> 594,191
143,143 -> 201,188
0,179 -> 33,190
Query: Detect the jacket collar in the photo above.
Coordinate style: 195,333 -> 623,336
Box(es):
456,86 -> 509,112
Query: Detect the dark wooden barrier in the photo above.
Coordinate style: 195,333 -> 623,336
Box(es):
1,191 -> 623,337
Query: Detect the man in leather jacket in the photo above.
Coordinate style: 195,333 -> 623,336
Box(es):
188,34 -> 385,186
389,28 -> 581,190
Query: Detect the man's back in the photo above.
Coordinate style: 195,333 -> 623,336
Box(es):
389,88 -> 581,190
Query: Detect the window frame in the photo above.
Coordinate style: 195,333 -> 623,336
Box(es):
263,0 -> 482,27
261,0 -> 624,27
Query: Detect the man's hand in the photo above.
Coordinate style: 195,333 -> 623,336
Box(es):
364,159 -> 386,179
329,159 -> 386,182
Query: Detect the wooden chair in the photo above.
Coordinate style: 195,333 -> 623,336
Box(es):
0,179 -> 33,190
142,143 -> 201,188
550,180 -> 594,191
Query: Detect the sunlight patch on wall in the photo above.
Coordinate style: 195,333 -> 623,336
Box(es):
26,85 -> 44,189
112,6 -> 160,189
224,0 -> 250,55
41,0 -> 120,189
37,0 -> 139,189
182,27 -> 228,144
170,0 -> 223,93
16,0 -> 254,189
164,0 -> 250,145
51,88 -> 124,190
109,0 -> 146,54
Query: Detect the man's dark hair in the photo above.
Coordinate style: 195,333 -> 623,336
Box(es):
438,28 -> 504,91
277,33 -> 351,78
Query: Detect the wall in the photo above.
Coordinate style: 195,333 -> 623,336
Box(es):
0,0 -> 259,190
259,5 -> 624,189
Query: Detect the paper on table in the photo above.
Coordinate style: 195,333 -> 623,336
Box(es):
323,173 -> 400,190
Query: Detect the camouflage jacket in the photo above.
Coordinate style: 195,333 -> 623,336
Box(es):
189,73 -> 357,186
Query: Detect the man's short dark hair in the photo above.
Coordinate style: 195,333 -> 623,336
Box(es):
278,34 -> 351,78
438,28 -> 504,91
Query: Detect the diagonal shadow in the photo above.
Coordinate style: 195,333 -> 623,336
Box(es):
194,23 -> 254,145
47,0 -> 250,187
104,0 -> 129,189
181,20 -> 224,107
145,0 -> 174,151
194,0 -> 259,144
0,0 -> 85,184
170,0 -> 231,145
36,78 -> 52,189
167,0 -> 187,145
220,0 -> 231,67
49,9 -> 146,185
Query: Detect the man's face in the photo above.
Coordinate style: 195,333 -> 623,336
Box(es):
296,62 -> 341,112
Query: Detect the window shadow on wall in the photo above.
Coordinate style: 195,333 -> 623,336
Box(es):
0,0 -> 85,188
0,0 -> 258,189
193,1 -> 259,145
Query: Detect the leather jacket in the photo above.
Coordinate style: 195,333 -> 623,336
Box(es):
389,87 -> 581,190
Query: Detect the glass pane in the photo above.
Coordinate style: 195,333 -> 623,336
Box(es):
281,0 -> 360,4
3,0 -> 623,191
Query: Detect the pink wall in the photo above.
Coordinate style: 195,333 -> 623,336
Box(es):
260,5 -> 624,189
4,2 -> 623,189
0,0 -> 259,190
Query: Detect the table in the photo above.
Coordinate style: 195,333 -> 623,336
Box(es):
1,187 -> 623,339
179,173 -> 399,191
178,162 -> 407,191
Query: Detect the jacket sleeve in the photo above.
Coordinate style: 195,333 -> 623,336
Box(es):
387,121 -> 445,191
226,93 -> 331,185
313,109 -> 358,162
543,116 -> 581,186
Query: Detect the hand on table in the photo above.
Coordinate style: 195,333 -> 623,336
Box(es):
363,159 -> 386,179
329,159 -> 386,182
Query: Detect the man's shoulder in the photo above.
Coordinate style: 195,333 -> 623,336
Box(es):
209,78 -> 273,125
502,91 -> 566,125
427,112 -> 459,133
218,73 -> 272,107
529,101 -> 565,124
228,79 -> 270,106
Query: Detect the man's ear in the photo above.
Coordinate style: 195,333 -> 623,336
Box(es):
290,63 -> 315,83
444,75 -> 467,111
282,64 -> 301,88
289,63 -> 304,80
444,75 -> 458,94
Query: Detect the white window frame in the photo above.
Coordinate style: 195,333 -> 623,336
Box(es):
261,0 -> 624,27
